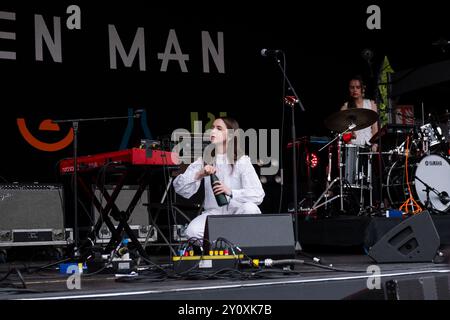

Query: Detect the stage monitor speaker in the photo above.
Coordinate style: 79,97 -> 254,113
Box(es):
385,275 -> 450,300
0,183 -> 72,246
368,211 -> 440,263
204,214 -> 295,259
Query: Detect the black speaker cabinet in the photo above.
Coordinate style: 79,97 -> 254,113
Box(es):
0,183 -> 72,247
204,214 -> 295,259
368,211 -> 440,263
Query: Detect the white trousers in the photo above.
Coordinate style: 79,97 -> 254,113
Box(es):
185,202 -> 261,239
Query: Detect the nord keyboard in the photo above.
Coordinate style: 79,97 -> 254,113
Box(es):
59,148 -> 179,174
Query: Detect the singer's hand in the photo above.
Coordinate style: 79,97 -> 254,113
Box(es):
196,165 -> 216,180
212,181 -> 231,196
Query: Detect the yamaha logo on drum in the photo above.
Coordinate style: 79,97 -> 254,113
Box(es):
425,160 -> 443,166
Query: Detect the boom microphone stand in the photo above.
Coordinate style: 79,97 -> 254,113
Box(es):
265,50 -> 305,251
53,110 -> 143,257
415,175 -> 449,212
367,53 -> 385,212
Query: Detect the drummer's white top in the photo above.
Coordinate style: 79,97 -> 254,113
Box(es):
348,99 -> 373,146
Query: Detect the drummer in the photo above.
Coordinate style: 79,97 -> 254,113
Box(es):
341,75 -> 379,152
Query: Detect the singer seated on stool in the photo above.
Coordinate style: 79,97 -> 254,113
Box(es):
173,117 -> 265,239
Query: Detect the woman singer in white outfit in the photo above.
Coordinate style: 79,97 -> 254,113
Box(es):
173,117 -> 265,239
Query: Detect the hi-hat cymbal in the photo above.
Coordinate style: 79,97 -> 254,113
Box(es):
324,108 -> 378,132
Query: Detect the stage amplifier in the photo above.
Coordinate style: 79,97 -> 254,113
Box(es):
0,183 -> 73,247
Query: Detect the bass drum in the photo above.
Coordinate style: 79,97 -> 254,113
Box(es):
386,154 -> 450,213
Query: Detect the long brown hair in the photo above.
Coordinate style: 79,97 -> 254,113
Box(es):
347,75 -> 366,109
210,116 -> 244,168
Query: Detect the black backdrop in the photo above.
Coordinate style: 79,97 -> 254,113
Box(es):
1,1 -> 450,207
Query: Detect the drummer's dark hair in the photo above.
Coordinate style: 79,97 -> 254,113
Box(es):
347,75 -> 366,109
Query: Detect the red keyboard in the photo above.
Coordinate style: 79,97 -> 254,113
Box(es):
59,148 -> 179,174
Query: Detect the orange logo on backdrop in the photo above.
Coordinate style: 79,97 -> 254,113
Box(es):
17,118 -> 74,152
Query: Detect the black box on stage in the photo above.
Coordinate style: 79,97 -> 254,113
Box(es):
92,185 -> 157,244
368,211 -> 440,263
204,214 -> 295,259
0,183 -> 73,247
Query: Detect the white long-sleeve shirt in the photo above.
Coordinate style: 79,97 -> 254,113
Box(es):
173,154 -> 265,213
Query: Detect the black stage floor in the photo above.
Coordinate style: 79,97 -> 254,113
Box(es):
1,213 -> 450,300
1,252 -> 450,300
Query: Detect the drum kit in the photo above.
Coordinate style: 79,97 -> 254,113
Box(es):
308,108 -> 450,216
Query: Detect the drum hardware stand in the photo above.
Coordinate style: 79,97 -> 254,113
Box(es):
358,163 -> 366,215
308,124 -> 356,215
324,145 -> 334,211
356,151 -> 374,216
399,137 -> 423,215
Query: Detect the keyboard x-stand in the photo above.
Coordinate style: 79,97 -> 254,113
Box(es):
60,148 -> 179,260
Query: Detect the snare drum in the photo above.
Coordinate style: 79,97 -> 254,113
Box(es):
342,144 -> 371,188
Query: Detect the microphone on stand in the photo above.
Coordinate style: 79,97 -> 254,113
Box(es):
438,192 -> 450,205
432,38 -> 450,46
361,48 -> 374,78
432,37 -> 450,52
261,48 -> 282,57
134,109 -> 144,118
361,48 -> 374,62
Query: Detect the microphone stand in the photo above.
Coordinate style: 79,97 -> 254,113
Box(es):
414,175 -> 444,212
53,112 -> 141,258
370,57 -> 385,213
272,52 -> 305,251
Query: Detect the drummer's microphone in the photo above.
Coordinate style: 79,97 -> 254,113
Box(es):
134,109 -> 144,118
261,49 -> 282,57
438,192 -> 450,205
361,48 -> 374,62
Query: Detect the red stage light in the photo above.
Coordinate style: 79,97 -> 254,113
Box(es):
307,152 -> 319,169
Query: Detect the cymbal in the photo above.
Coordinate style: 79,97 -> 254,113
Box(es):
324,108 -> 378,132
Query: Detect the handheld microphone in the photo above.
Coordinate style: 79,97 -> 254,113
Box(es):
261,48 -> 281,57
